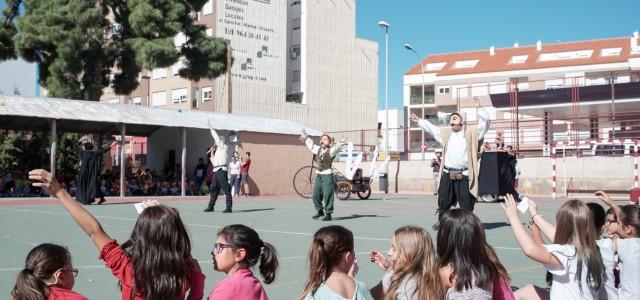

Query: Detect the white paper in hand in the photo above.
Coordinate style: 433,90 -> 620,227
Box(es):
134,202 -> 146,214
517,196 -> 530,214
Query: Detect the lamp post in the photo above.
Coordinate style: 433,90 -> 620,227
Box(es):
404,43 -> 426,160
378,20 -> 389,175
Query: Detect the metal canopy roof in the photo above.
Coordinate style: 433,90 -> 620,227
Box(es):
0,95 -> 321,136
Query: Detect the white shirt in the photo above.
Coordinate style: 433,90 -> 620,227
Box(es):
229,161 -> 241,175
304,137 -> 342,175
543,244 -> 599,300
209,128 -> 229,172
617,238 -> 640,299
381,272 -> 418,300
417,108 -> 490,176
597,238 -> 618,300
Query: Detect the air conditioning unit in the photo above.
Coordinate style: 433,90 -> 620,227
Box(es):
290,46 -> 300,59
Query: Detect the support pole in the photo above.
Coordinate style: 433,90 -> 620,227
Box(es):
49,119 -> 57,177
120,124 -> 126,198
181,128 -> 187,197
552,141 -> 557,199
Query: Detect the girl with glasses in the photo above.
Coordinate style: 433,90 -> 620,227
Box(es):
209,224 -> 279,299
12,243 -> 87,300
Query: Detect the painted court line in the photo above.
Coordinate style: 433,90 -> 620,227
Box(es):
0,207 -> 522,250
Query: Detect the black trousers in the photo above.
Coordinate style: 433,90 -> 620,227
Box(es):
437,173 -> 475,219
206,169 -> 232,210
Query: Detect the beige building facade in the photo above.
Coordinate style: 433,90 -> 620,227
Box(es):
101,0 -> 378,133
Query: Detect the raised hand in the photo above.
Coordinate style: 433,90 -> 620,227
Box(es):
595,190 -> 614,207
500,193 -> 520,223
348,258 -> 359,278
28,169 -> 62,195
369,250 -> 390,271
410,113 -> 419,122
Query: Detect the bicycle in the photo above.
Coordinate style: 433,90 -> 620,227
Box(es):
293,156 -> 371,200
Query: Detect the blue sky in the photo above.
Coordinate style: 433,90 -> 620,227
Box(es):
355,0 -> 640,109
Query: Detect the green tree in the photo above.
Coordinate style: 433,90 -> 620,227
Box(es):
0,0 -> 228,100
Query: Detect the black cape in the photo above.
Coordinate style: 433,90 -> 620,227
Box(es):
75,143 -> 106,204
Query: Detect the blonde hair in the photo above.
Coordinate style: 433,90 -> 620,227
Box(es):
388,226 -> 443,300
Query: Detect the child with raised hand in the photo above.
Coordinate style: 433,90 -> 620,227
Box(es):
437,209 -> 513,300
300,225 -> 373,300
12,243 -> 87,300
28,169 -> 205,300
209,224 -> 279,299
595,190 -> 640,299
368,225 -> 443,300
502,194 -> 605,300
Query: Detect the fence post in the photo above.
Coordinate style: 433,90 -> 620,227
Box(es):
552,141 -> 557,199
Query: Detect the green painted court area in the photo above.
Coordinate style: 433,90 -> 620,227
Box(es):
0,195 -> 569,299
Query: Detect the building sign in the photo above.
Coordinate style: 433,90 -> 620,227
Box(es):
217,0 -> 285,88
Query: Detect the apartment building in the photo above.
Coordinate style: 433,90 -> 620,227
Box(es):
101,0 -> 378,133
404,33 -> 640,157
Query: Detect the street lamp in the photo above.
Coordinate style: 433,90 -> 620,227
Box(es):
404,43 -> 426,160
378,20 -> 389,186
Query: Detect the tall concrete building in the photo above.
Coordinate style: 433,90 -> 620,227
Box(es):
101,0 -> 378,133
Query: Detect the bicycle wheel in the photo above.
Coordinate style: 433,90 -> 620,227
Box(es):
293,166 -> 316,199
357,186 -> 371,199
336,181 -> 351,200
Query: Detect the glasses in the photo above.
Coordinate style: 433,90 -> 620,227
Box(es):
60,268 -> 78,278
212,243 -> 233,254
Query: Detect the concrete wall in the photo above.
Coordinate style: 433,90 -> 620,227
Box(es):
334,156 -> 636,196
148,128 -> 311,195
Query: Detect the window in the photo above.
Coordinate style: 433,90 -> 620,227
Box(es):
292,70 -> 301,82
426,62 -> 447,71
172,88 -> 188,103
203,0 -> 213,15
286,93 -> 303,103
437,86 -> 450,94
132,97 -> 141,105
509,55 -> 528,64
615,75 -> 630,84
489,82 -> 507,94
451,85 -> 468,98
205,28 -> 213,37
545,78 -> 564,89
172,60 -> 185,76
292,18 -> 301,31
601,47 -> 622,57
107,98 -> 119,104
516,82 -> 529,90
453,60 -> 479,69
409,85 -> 435,105
539,50 -> 593,61
152,91 -> 166,106
471,83 -> 487,97
290,0 -> 301,5
152,68 -> 167,79
290,44 -> 301,59
586,77 -> 608,86
202,87 -> 212,102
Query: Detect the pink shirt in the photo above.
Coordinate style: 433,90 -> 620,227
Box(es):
208,268 -> 268,300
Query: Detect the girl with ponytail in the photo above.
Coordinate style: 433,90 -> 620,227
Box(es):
12,243 -> 87,300
300,225 -> 373,300
209,224 -> 279,299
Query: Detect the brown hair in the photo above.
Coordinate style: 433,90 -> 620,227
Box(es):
300,225 -> 354,299
554,199 -> 606,291
12,243 -> 71,300
388,226 -> 443,300
437,209 -> 509,292
121,205 -> 193,300
619,204 -> 640,236
218,224 -> 279,284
